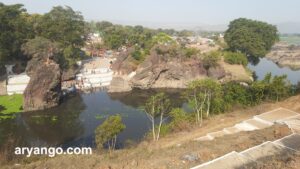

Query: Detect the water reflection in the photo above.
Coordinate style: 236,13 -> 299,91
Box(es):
248,58 -> 300,84
0,89 -> 186,150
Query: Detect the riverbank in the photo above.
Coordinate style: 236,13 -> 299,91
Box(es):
266,43 -> 300,70
3,94 -> 300,169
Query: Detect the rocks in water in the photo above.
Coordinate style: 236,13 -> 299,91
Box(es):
266,43 -> 300,70
23,58 -> 62,111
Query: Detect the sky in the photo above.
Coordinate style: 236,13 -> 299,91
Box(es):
2,0 -> 300,31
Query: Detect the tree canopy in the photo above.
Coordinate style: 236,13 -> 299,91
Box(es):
224,18 -> 278,57
0,3 -> 32,64
0,3 -> 86,69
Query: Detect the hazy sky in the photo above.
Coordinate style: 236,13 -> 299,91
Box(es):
2,0 -> 300,29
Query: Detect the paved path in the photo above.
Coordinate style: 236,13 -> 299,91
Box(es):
192,108 -> 300,169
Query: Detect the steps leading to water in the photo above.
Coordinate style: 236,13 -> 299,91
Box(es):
191,108 -> 300,169
192,134 -> 300,169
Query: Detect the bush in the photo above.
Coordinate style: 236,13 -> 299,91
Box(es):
169,108 -> 192,131
224,51 -> 248,66
202,51 -> 221,69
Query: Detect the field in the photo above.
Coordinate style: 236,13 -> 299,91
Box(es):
280,35 -> 300,45
0,94 -> 23,119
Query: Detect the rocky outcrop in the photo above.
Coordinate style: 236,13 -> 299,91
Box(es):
108,76 -> 132,93
131,58 -> 208,89
266,43 -> 300,70
108,45 -> 250,93
23,58 -> 62,111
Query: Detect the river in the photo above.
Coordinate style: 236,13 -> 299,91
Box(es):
0,58 -> 299,150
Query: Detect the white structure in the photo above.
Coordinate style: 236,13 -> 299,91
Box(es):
7,73 -> 30,95
76,58 -> 113,89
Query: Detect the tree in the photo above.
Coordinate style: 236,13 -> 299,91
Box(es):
37,6 -> 86,68
94,115 -> 125,154
184,79 -> 221,125
0,3 -> 32,64
225,18 -> 278,57
21,37 -> 60,60
143,93 -> 171,141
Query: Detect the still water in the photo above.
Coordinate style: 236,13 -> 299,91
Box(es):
248,58 -> 300,84
0,90 -> 185,149
1,58 -> 299,150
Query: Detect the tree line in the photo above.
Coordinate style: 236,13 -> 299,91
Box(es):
0,3 -> 86,69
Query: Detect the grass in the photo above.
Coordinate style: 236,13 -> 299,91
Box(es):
0,95 -> 23,119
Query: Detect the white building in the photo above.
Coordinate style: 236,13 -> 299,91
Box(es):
75,58 -> 113,89
7,73 -> 30,95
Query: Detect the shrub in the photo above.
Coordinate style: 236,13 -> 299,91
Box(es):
202,51 -> 221,69
224,51 -> 248,66
169,108 -> 192,131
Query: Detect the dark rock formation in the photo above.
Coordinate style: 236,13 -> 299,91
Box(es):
23,58 -> 62,111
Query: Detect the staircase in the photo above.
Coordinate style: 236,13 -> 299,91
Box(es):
191,108 -> 300,169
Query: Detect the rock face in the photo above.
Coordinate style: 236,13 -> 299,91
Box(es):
131,57 -> 208,89
266,43 -> 300,70
23,58 -> 62,111
108,76 -> 132,93
108,44 -> 251,93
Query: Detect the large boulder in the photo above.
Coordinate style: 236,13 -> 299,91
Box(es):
23,58 -> 62,111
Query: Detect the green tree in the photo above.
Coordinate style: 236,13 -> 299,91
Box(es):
94,115 -> 125,154
0,3 -> 32,64
184,79 -> 222,125
225,18 -> 278,57
143,93 -> 171,141
37,6 -> 86,68
21,37 -> 60,60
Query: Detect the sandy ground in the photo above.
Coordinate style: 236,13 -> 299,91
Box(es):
2,95 -> 300,169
